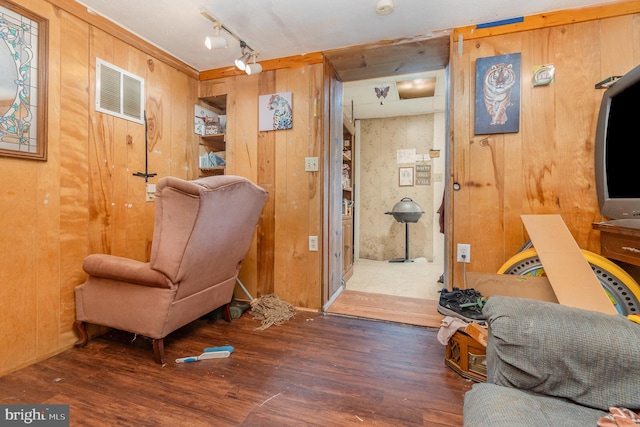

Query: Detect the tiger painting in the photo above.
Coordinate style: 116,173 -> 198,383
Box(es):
483,63 -> 516,125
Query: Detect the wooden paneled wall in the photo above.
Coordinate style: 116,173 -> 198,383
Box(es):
450,11 -> 640,286
0,0 -> 199,376
3,0 -> 638,379
199,64 -> 324,309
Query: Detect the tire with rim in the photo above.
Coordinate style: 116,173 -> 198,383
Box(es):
497,247 -> 640,315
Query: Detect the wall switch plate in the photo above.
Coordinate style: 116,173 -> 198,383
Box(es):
146,183 -> 156,202
309,236 -> 318,251
305,157 -> 319,172
457,243 -> 470,263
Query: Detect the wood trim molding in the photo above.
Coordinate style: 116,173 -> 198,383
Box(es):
454,0 -> 640,40
198,52 -> 324,81
45,0 -> 199,79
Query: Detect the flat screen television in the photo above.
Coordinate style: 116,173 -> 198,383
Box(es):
594,63 -> 640,220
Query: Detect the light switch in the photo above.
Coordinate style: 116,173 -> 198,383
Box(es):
309,236 -> 318,251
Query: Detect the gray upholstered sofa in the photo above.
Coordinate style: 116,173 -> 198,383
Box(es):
463,296 -> 640,427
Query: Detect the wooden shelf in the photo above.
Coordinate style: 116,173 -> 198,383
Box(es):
199,166 -> 225,176
342,114 -> 355,280
197,95 -> 226,178
200,134 -> 225,152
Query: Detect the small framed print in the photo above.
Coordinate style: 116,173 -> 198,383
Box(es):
399,167 -> 414,187
415,164 -> 431,185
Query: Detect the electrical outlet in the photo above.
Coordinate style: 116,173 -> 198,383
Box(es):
457,243 -> 470,263
305,157 -> 319,172
309,236 -> 318,251
146,183 -> 156,202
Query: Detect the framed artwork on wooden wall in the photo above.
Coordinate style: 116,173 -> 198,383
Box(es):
474,53 -> 521,135
258,92 -> 292,131
0,1 -> 48,160
399,167 -> 414,187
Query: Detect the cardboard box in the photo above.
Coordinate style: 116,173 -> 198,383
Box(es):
462,215 -> 616,315
466,272 -> 558,303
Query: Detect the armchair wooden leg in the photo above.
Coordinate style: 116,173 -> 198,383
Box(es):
223,302 -> 232,322
153,339 -> 166,365
73,321 -> 89,347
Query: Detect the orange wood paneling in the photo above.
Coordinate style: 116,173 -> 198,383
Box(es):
57,8 -> 90,352
256,74 -> 277,299
0,1 -> 199,377
453,0 -> 640,40
450,12 -> 640,287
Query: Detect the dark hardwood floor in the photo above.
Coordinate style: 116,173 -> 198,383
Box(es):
0,310 -> 472,426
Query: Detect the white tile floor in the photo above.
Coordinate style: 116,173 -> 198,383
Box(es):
345,257 -> 444,300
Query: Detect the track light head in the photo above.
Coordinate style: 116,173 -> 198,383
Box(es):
205,21 -> 227,49
235,52 -> 250,71
205,36 -> 227,49
235,41 -> 251,71
245,52 -> 262,75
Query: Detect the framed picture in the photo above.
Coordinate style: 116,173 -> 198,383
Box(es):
0,1 -> 48,160
258,92 -> 292,131
399,167 -> 414,187
474,53 -> 521,135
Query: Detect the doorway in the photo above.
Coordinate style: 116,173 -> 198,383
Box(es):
324,37 -> 450,320
332,75 -> 446,326
347,72 -> 446,270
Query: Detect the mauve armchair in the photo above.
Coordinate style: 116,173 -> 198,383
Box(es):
73,175 -> 268,364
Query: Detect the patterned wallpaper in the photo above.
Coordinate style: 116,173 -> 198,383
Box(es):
359,114 -> 435,261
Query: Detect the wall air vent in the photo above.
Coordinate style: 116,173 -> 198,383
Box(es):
95,58 -> 144,124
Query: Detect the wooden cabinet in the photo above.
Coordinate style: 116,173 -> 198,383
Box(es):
593,220 -> 640,267
342,114 -> 355,280
197,95 -> 227,178
445,330 -> 487,383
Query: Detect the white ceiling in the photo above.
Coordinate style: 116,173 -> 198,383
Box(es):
76,0 -> 620,72
75,0 -> 620,119
343,70 -> 446,120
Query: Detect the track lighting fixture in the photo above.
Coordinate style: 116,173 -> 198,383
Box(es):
205,21 -> 227,49
200,8 -> 263,75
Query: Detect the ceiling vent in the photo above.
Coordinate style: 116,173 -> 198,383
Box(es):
95,58 -> 145,124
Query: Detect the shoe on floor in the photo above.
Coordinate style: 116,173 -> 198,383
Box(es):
437,287 -> 486,323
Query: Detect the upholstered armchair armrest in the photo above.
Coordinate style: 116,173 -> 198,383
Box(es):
159,175 -> 252,196
82,254 -> 172,289
483,296 -> 640,411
